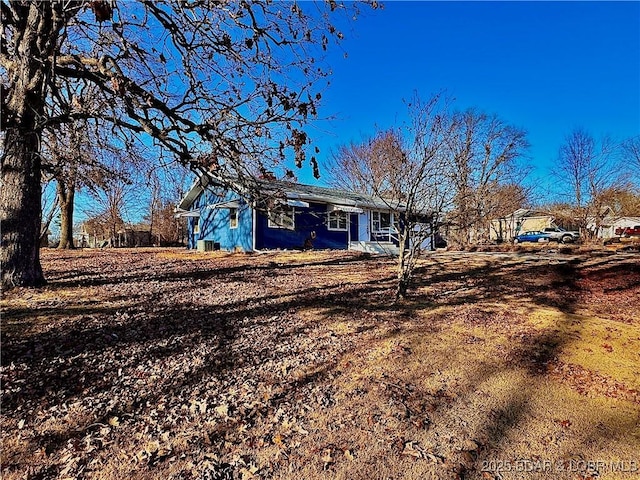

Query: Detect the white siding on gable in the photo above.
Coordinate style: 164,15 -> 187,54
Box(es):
593,216 -> 640,238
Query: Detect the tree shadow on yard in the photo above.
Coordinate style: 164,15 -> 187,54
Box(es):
395,253 -> 640,478
410,253 -> 588,313
42,251 -> 376,290
3,251 -> 638,479
1,261 -> 398,475
296,252 -> 640,479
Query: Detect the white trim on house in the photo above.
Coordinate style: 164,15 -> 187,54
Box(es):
252,203 -> 257,251
327,207 -> 348,231
286,199 -> 310,208
203,199 -> 241,210
176,176 -> 209,211
329,204 -> 364,214
174,208 -> 201,218
370,210 -> 398,232
358,211 -> 369,241
229,208 -> 238,229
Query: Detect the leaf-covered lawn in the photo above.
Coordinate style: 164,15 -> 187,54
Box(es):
1,248 -> 639,480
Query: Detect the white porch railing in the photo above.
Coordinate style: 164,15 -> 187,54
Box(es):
371,227 -> 400,244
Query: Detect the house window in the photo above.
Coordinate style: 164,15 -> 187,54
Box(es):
371,211 -> 392,232
229,208 -> 238,229
328,209 -> 348,231
193,218 -> 200,234
268,207 -> 295,230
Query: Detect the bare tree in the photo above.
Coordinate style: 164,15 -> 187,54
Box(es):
444,109 -> 530,248
1,0 -> 376,287
487,183 -> 531,241
145,169 -> 174,246
147,172 -> 162,246
144,164 -> 189,246
392,96 -> 457,299
554,129 -> 627,239
328,93 -> 456,299
43,120 -> 99,249
327,130 -> 407,197
84,170 -> 137,247
41,81 -> 142,250
621,135 -> 640,179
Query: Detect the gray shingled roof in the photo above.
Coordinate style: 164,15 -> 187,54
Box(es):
178,172 -> 405,211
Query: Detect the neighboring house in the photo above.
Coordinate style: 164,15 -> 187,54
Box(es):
587,216 -> 640,239
79,222 -> 153,247
115,225 -> 152,247
490,209 -> 555,242
175,173 -> 436,254
80,222 -> 109,248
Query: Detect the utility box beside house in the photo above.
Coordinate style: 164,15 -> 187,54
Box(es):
197,240 -> 220,252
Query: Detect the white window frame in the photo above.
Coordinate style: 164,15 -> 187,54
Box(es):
327,209 -> 348,231
229,207 -> 238,229
268,207 -> 295,230
372,211 -> 381,232
371,210 -> 393,232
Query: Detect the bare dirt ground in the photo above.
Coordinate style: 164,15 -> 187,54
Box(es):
1,248 -> 639,480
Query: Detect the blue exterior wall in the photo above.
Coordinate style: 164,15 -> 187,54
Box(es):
255,201 -> 349,250
188,188 -> 253,251
186,188 -> 356,251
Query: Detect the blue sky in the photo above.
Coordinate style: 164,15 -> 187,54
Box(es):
62,1 -> 639,232
304,1 -> 640,189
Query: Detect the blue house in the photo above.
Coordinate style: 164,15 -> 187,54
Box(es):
176,172 -> 434,254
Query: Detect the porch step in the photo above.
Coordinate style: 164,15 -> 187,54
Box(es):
349,241 -> 400,255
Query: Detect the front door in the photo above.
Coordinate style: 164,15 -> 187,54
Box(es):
358,211 -> 369,241
349,213 -> 358,243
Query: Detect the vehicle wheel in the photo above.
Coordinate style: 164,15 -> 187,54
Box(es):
561,235 -> 573,244
513,239 -> 519,244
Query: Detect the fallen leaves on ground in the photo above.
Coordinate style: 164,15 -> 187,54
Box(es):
1,248 -> 639,479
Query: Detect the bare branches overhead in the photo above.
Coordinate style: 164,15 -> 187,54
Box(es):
1,0 -> 377,287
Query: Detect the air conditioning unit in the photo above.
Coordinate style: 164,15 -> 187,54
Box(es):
196,240 -> 219,252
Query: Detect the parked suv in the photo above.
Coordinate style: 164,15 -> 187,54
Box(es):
542,226 -> 580,243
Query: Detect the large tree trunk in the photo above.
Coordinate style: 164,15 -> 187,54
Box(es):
1,128 -> 46,287
1,3 -> 61,288
57,178 -> 76,249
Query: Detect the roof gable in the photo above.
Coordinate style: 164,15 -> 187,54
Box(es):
177,175 -> 210,211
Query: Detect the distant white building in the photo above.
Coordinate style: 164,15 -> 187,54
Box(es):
587,216 -> 640,239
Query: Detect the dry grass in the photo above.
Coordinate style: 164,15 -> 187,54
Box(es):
1,248 -> 639,480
